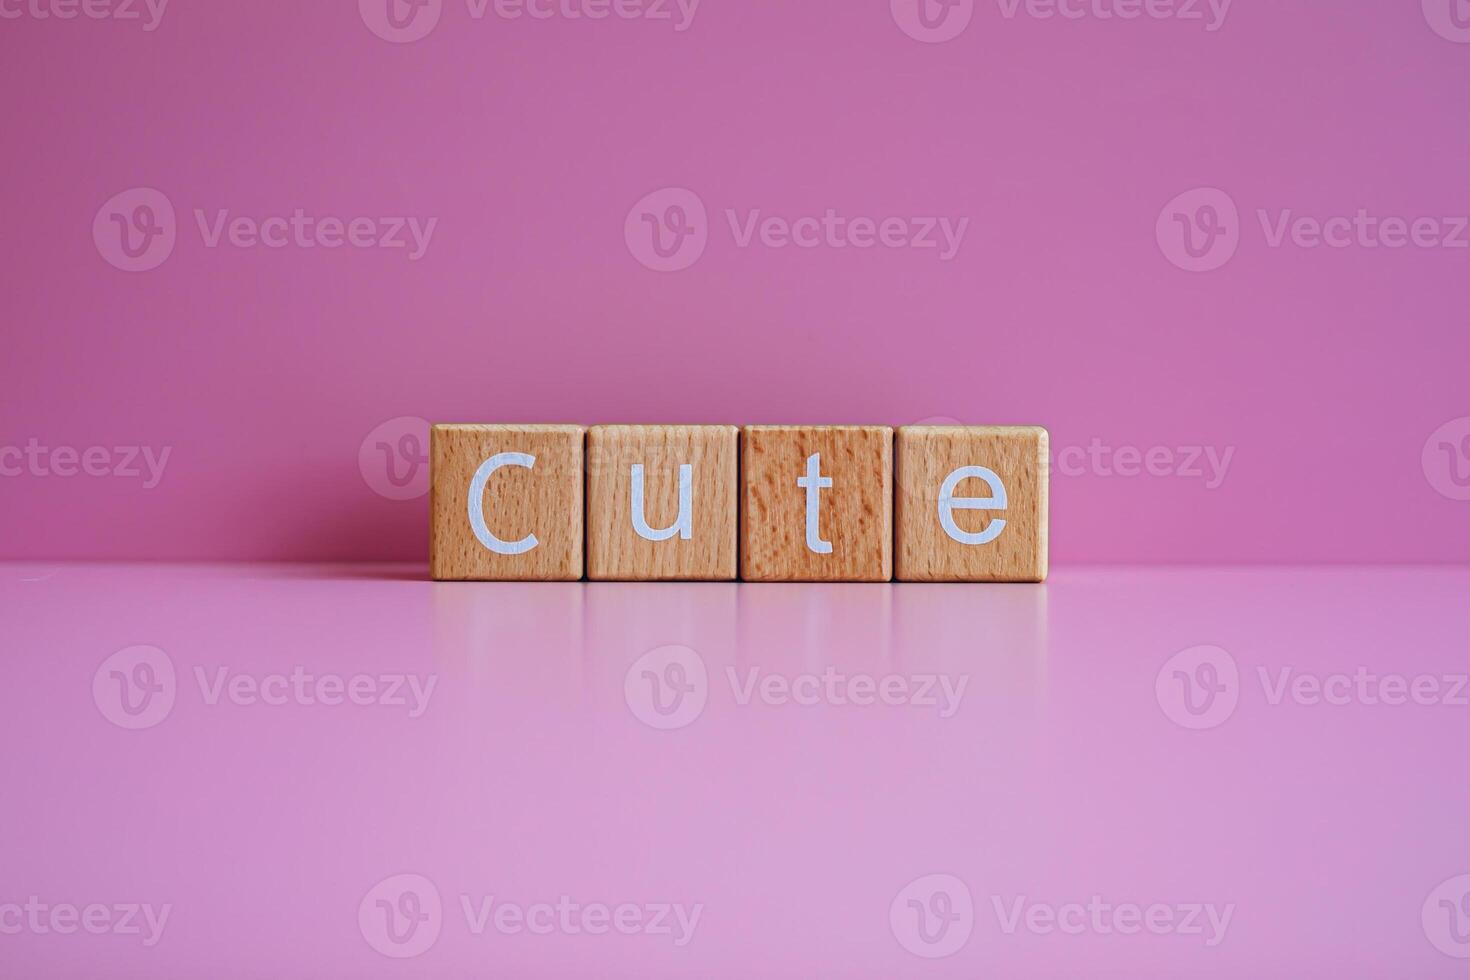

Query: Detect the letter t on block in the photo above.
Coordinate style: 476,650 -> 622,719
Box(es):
430,424 -> 585,581
895,426 -> 1048,582
741,426 -> 893,582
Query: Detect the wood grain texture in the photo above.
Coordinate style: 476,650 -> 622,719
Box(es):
586,425 -> 738,581
429,424 -> 584,581
895,426 -> 1048,582
740,426 -> 893,582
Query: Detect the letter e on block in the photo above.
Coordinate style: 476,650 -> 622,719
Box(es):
895,426 -> 1048,582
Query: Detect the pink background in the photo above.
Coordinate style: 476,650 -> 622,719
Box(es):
3,0 -> 1469,563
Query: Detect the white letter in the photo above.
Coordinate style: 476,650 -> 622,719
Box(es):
630,463 -> 692,541
938,466 -> 1007,545
468,452 -> 538,554
796,453 -> 832,554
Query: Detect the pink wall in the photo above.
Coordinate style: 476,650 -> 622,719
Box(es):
2,0 -> 1468,563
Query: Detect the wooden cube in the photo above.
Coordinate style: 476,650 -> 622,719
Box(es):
741,426 -> 893,582
895,426 -> 1048,583
586,425 -> 738,581
430,424 -> 584,581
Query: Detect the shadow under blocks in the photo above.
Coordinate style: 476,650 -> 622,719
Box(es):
429,424 -> 1048,583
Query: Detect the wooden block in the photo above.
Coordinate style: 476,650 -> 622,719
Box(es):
895,426 -> 1048,583
430,424 -> 584,581
586,425 -> 738,581
740,426 -> 893,582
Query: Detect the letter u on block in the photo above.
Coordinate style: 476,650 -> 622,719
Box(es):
631,463 -> 693,541
586,425 -> 738,581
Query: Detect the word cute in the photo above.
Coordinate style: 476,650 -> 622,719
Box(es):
429,424 -> 1048,583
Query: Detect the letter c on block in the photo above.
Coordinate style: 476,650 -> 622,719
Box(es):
938,466 -> 1007,545
467,452 -> 539,555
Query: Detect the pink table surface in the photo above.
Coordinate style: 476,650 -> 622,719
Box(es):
2,562 -> 1467,977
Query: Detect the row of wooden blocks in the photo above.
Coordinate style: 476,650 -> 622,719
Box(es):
430,425 -> 1048,582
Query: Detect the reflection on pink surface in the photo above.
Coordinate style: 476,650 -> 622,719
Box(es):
2,563 -> 1468,977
